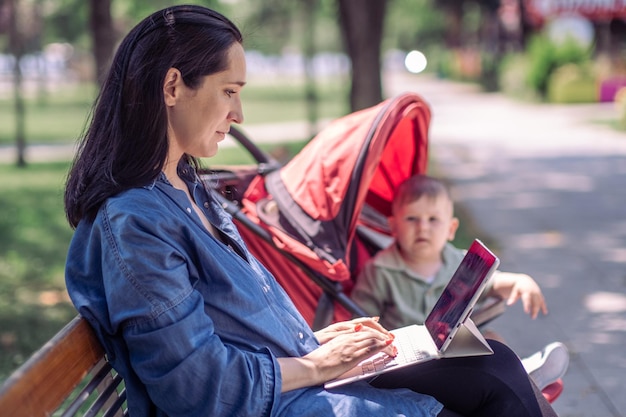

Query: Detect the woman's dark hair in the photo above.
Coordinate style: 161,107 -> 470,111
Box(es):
64,5 -> 243,228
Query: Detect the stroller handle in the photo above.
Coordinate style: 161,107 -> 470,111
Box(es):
229,126 -> 280,168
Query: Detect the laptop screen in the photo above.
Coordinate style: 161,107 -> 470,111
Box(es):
424,240 -> 499,350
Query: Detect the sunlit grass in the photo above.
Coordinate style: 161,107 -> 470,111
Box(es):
0,162 -> 76,379
0,79 -> 349,145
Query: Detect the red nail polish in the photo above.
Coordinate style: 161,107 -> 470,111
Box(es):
354,323 -> 363,332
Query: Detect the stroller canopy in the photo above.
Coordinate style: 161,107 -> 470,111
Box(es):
237,92 -> 431,325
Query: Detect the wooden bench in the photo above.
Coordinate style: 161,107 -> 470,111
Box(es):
0,315 -> 126,417
0,311 -> 562,415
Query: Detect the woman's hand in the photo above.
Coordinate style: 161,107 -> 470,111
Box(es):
314,316 -> 388,344
278,318 -> 396,392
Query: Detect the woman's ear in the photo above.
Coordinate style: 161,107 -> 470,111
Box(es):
163,68 -> 183,107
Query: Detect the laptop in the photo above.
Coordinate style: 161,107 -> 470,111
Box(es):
325,239 -> 500,389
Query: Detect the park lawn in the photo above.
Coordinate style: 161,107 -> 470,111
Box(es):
0,162 -> 76,379
0,79 -> 349,146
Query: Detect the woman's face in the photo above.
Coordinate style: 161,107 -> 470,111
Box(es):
165,42 -> 246,159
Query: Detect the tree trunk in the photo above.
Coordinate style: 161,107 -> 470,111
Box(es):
7,0 -> 26,167
12,58 -> 26,167
89,0 -> 115,86
338,0 -> 387,112
303,0 -> 319,138
442,2 -> 464,48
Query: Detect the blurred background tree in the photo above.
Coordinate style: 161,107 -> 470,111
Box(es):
2,0 -> 45,166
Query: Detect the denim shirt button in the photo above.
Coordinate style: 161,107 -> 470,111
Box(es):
186,207 -> 192,214
203,202 -> 209,208
298,332 -> 304,340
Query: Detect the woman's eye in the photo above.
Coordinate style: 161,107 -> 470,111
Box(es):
225,89 -> 235,97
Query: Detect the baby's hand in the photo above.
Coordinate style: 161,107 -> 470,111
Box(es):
493,272 -> 548,319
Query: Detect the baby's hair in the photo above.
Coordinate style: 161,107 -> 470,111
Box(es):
392,174 -> 453,215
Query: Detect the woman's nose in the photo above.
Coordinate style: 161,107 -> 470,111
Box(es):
229,98 -> 244,124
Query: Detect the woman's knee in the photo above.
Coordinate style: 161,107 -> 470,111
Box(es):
488,339 -> 524,364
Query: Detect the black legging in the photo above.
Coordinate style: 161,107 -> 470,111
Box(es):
370,340 -> 557,417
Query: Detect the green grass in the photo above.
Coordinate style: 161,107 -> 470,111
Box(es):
0,79 -> 349,146
0,162 -> 77,379
241,79 -> 351,123
0,85 -> 97,145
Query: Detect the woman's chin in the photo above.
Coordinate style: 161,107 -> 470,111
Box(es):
194,147 -> 219,159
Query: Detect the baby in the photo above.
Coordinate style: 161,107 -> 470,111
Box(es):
352,174 -> 569,391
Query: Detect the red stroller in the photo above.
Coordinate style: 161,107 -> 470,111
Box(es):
204,92 -> 429,328
201,92 -> 563,402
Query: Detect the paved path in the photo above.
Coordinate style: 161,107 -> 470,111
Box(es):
386,73 -> 626,417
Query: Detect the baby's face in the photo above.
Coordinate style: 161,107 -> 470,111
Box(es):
389,195 -> 458,263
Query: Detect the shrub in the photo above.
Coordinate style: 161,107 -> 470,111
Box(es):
525,33 -> 592,99
547,63 -> 598,103
499,52 -> 541,101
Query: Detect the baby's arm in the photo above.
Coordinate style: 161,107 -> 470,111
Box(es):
488,271 -> 548,319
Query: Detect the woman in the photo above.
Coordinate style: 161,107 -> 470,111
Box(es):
64,5 -> 558,417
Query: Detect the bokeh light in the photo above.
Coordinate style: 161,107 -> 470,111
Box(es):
404,50 -> 427,74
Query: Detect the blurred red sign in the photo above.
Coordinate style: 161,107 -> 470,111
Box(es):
525,0 -> 626,25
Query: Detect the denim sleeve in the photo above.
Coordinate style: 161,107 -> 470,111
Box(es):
124,293 -> 279,417
99,204 -> 281,417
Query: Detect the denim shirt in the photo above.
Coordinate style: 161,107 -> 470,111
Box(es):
65,167 -> 442,417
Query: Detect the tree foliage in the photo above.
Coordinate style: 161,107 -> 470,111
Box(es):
385,0 -> 446,52
43,0 -> 90,47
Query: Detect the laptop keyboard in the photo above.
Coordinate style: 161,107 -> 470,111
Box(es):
395,336 -> 430,364
359,339 -> 429,375
361,354 -> 396,373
